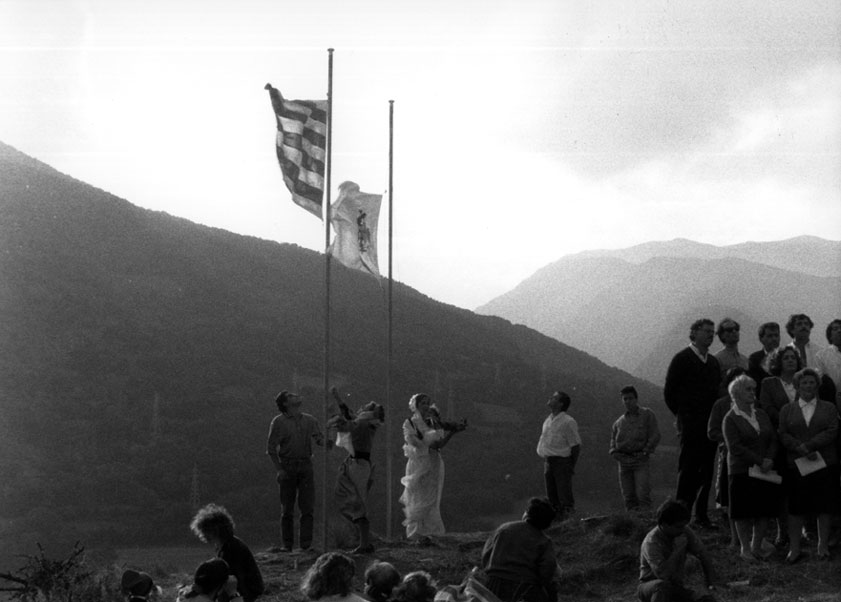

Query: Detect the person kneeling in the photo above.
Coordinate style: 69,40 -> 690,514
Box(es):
638,500 -> 719,602
480,497 -> 559,602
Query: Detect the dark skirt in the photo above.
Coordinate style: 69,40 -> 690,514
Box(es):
728,472 -> 781,520
786,464 -> 841,516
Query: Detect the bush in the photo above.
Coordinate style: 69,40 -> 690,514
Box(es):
0,542 -> 122,602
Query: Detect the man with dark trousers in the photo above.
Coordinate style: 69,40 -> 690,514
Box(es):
664,319 -> 721,529
266,390 -> 328,552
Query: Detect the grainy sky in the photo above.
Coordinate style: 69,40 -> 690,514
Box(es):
1,0 -> 839,308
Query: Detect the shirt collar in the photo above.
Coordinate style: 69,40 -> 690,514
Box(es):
798,397 -> 817,408
689,343 -> 708,360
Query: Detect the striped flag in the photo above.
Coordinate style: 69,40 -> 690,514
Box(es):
265,83 -> 327,219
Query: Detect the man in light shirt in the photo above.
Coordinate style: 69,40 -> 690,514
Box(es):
536,391 -> 581,521
786,313 -> 821,368
815,319 -> 841,406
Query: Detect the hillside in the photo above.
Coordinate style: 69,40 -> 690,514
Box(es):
0,141 -> 669,560
478,247 -> 841,384
11,513 -> 838,602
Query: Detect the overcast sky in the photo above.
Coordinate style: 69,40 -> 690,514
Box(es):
1,0 -> 839,309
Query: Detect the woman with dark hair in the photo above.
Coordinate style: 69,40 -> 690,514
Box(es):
778,368 -> 840,563
300,553 -> 366,601
399,394 -> 465,540
758,347 -> 802,429
722,375 -> 779,561
363,562 -> 401,602
757,346 -> 802,547
190,504 -> 264,602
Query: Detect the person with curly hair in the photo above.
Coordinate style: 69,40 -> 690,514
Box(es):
300,552 -> 366,601
363,561 -> 401,602
190,504 -> 264,602
391,571 -> 437,602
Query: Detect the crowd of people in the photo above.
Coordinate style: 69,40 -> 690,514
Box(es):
121,313 -> 840,602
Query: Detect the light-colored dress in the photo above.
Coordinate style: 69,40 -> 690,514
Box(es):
399,412 -> 445,538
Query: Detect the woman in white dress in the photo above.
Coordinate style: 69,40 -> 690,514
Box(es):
399,393 -> 464,540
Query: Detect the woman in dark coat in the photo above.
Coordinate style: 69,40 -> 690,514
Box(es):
778,368 -> 840,562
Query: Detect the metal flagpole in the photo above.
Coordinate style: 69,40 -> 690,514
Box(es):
386,100 -> 394,540
322,47 -> 334,552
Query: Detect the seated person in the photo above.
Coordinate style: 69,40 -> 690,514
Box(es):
120,569 -> 161,602
391,571 -> 437,602
363,561 -> 401,602
191,504 -> 264,602
638,500 -> 718,602
480,497 -> 559,602
177,559 -> 239,602
300,553 -> 366,601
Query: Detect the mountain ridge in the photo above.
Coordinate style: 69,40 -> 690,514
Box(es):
478,243 -> 841,383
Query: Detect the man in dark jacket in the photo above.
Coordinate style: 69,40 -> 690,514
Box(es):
664,318 -> 721,529
747,321 -> 780,397
481,497 -> 559,602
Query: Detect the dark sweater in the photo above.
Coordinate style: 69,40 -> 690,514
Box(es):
723,407 -> 777,475
218,536 -> 264,602
664,347 -> 721,430
482,520 -> 556,586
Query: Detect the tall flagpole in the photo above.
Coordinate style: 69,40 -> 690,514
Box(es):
386,99 -> 394,540
322,47 -> 334,552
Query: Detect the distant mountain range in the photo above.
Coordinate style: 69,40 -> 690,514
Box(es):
0,141 -> 667,557
478,238 -> 841,385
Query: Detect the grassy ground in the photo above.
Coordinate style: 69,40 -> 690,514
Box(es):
105,513 -> 841,601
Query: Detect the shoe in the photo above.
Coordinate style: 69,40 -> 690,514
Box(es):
739,551 -> 758,562
279,547 -> 293,553
816,550 -> 831,561
351,544 -> 375,554
785,551 -> 804,564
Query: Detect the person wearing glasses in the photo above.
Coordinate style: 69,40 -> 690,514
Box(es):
714,318 -> 748,397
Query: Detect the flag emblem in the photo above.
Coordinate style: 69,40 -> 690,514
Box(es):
265,83 -> 327,219
329,182 -> 383,276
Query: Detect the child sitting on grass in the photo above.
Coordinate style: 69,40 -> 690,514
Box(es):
190,504 -> 265,602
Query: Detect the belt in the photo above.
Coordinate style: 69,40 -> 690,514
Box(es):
350,452 -> 371,462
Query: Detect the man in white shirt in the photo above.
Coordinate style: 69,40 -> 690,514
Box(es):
786,313 -> 822,368
536,391 -> 582,521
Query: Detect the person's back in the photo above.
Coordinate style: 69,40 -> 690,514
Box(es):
483,521 -> 554,585
218,535 -> 264,602
480,498 -> 558,602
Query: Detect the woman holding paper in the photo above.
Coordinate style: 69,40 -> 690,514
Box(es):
778,367 -> 840,563
722,375 -> 779,562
